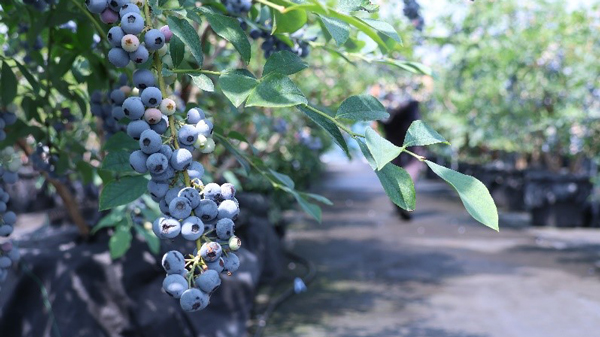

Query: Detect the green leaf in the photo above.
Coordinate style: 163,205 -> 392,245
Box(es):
301,192 -> 333,206
213,133 -> 251,174
167,16 -> 204,67
92,210 -> 125,235
336,95 -> 388,121
102,150 -> 132,173
102,132 -> 139,152
170,35 -> 185,68
246,73 -> 307,108
189,74 -> 214,92
378,60 -> 432,76
109,226 -> 133,259
197,7 -> 251,63
358,139 -> 415,210
365,127 -> 402,170
263,50 -> 309,76
99,176 -> 148,211
134,225 -> 160,255
362,18 -> 402,44
219,69 -> 259,107
318,15 -> 350,46
1,62 -> 17,105
268,169 -> 295,189
403,120 -> 449,148
14,60 -> 40,94
76,160 -> 94,184
425,161 -> 499,231
271,0 -> 308,33
338,0 -> 379,13
294,192 -> 322,223
298,105 -> 350,157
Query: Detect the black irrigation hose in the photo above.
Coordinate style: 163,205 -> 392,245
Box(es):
252,249 -> 317,337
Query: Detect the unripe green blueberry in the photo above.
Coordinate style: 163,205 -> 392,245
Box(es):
228,236 -> 241,251
200,138 -> 216,154
160,98 -> 177,116
194,134 -> 207,149
157,44 -> 168,57
162,54 -> 173,68
131,0 -> 145,8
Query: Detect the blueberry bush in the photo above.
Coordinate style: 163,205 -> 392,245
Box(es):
0,0 -> 498,311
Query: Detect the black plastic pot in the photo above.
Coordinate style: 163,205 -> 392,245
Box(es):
524,171 -> 592,227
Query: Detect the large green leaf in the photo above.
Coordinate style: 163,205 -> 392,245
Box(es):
167,16 -> 204,67
190,74 -> 214,92
425,161 -> 499,231
99,175 -> 148,211
403,120 -> 449,148
1,62 -> 17,105
271,0 -> 308,33
337,0 -> 379,13
198,7 -> 251,63
246,73 -> 307,108
102,132 -> 139,152
14,60 -> 40,94
362,18 -> 402,44
219,69 -> 259,107
92,210 -> 125,235
268,169 -> 295,189
298,105 -> 350,157
293,192 -> 322,223
109,226 -> 133,259
336,95 -> 388,121
101,150 -> 132,173
358,139 -> 415,210
318,15 -> 350,46
377,60 -> 432,76
169,35 -> 185,68
134,225 -> 160,254
365,127 -> 402,170
213,133 -> 251,174
263,51 -> 308,76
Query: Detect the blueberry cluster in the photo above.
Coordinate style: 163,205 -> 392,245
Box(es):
22,0 -> 55,11
0,108 -> 18,142
91,75 -> 132,136
29,144 -> 59,177
0,147 -> 20,290
157,181 -> 242,312
402,0 -> 424,31
221,0 -> 252,15
249,29 -> 310,59
0,241 -> 20,291
86,0 -> 168,67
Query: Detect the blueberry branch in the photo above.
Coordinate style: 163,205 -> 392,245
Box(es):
300,104 -> 363,138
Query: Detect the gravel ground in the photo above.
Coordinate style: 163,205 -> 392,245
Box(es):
262,161 -> 600,337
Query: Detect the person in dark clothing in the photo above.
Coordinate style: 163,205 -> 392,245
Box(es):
379,99 -> 425,220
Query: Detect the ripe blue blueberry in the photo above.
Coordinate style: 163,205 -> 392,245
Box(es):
151,116 -> 168,134
139,129 -> 162,154
121,12 -> 145,35
163,274 -> 188,298
126,120 -> 150,140
159,199 -> 170,216
110,89 -> 126,105
162,250 -> 186,274
194,269 -> 221,293
108,47 -> 130,68
141,87 -> 162,108
180,288 -> 209,312
178,187 -> 201,208
129,150 -> 149,174
169,197 -> 192,220
122,96 -> 145,120
220,183 -> 236,200
178,125 -> 198,146
107,26 -> 125,48
195,199 -> 218,222
108,0 -> 128,11
165,186 -> 182,204
170,148 -> 192,171
199,242 -> 222,262
218,199 -> 239,220
181,216 -> 204,241
145,153 -> 169,175
187,161 -> 204,180
216,218 -> 235,240
151,164 -> 175,182
111,106 -> 125,121
222,252 -> 240,273
132,69 -> 155,90
85,0 -> 108,14
205,258 -> 225,273
158,217 -> 181,239
119,3 -> 140,17
129,44 -> 149,64
144,29 -> 165,51
203,183 -> 221,201
0,225 -> 13,237
186,108 -> 205,124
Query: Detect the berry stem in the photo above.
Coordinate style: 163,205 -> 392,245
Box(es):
300,104 -> 363,138
170,69 -> 222,76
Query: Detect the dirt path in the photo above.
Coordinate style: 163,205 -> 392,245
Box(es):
263,161 -> 600,337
